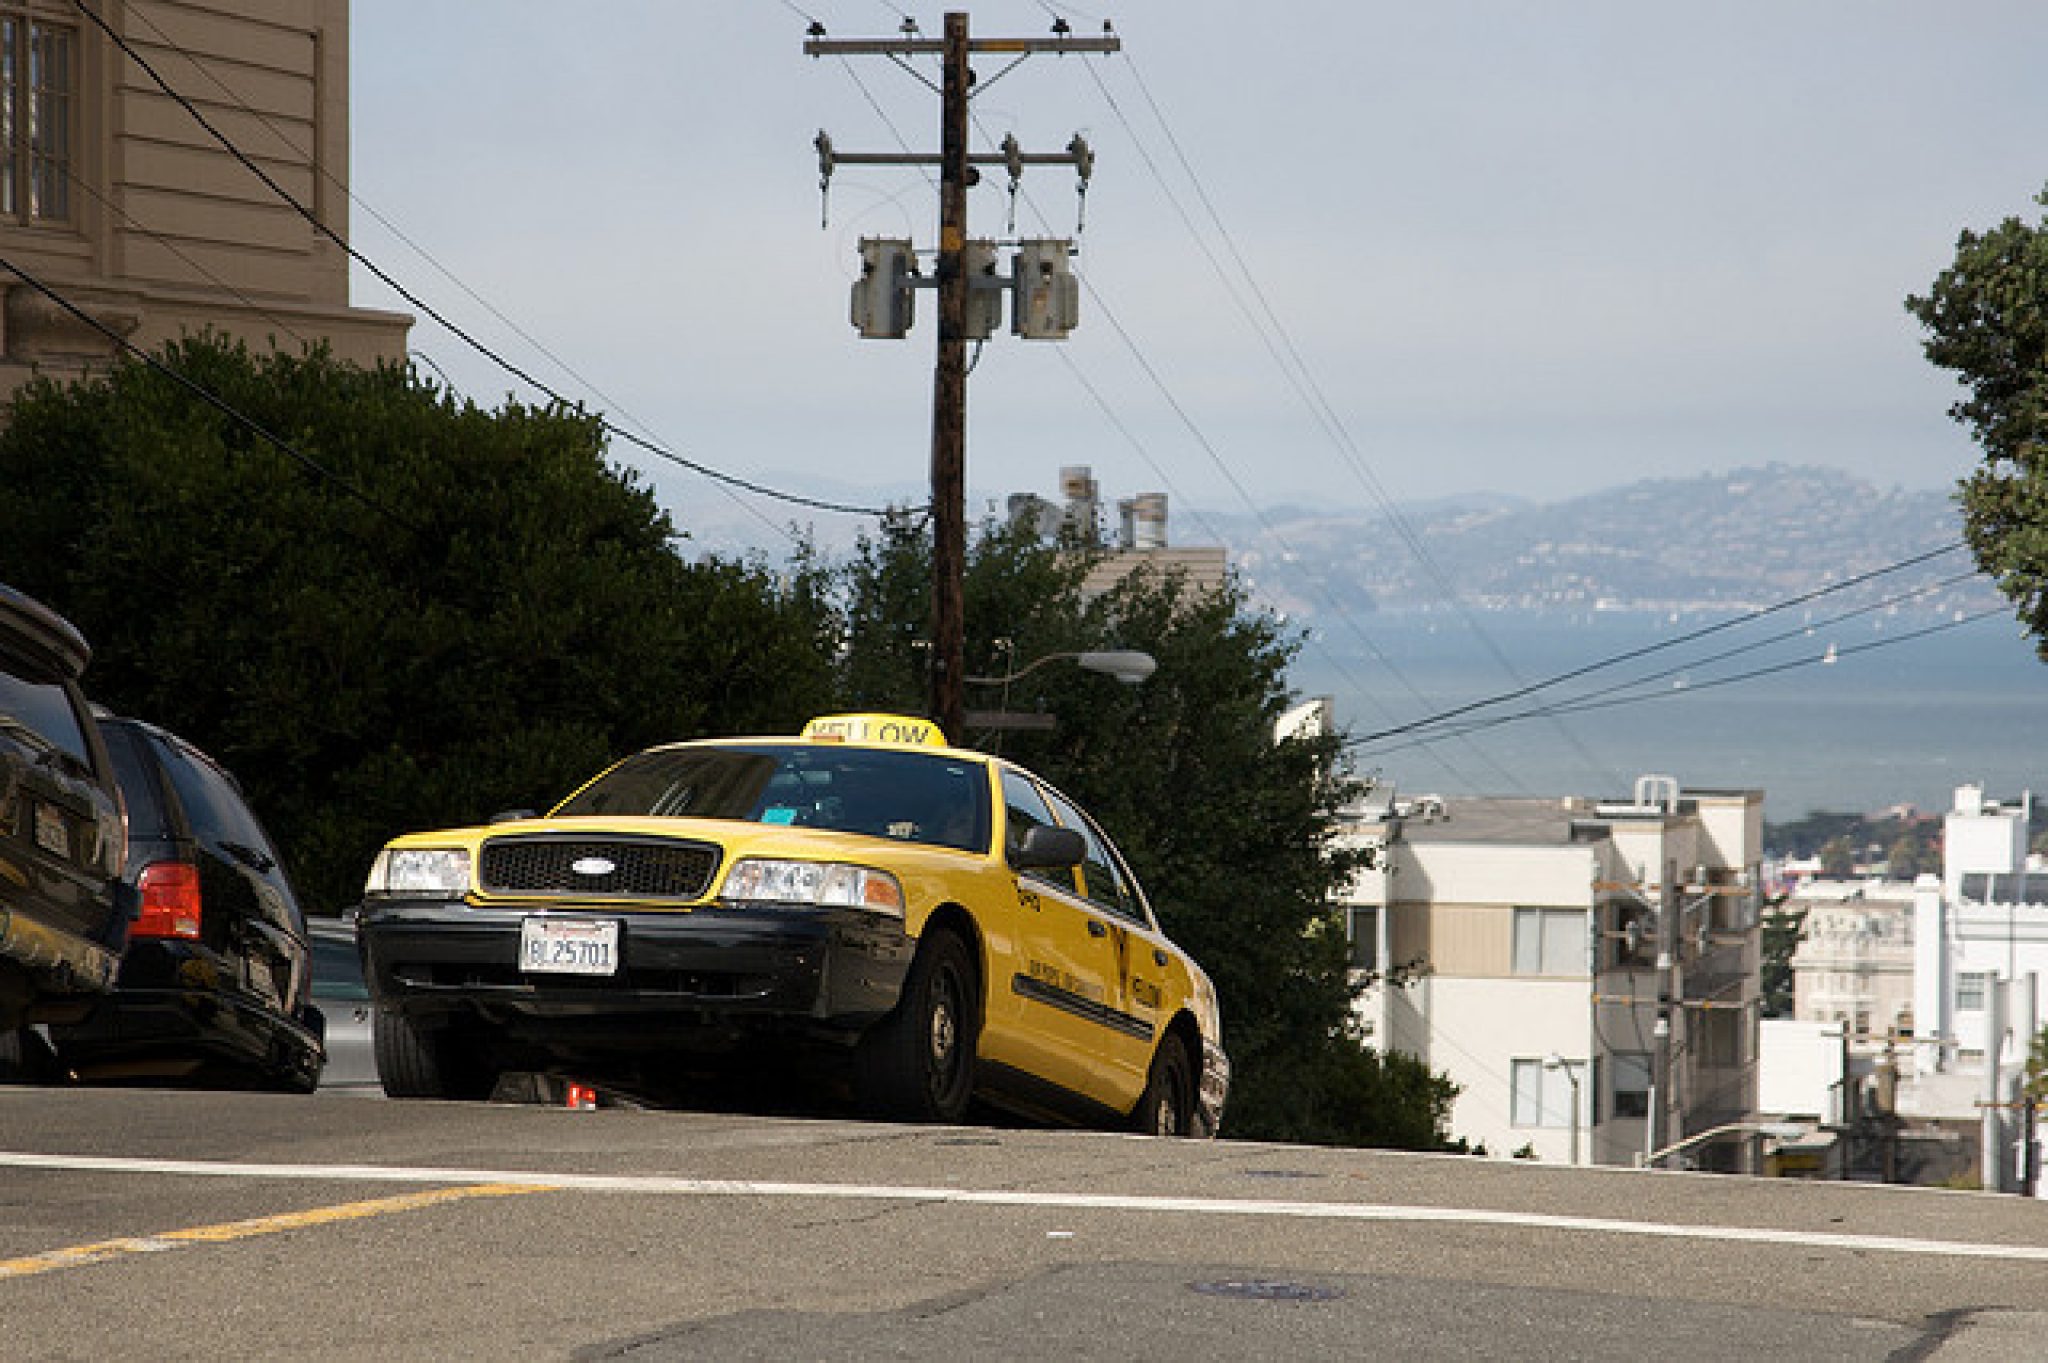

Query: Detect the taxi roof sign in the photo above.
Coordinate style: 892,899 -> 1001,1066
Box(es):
800,713 -> 947,747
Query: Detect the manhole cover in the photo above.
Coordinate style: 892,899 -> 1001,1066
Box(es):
1190,1279 -> 1344,1303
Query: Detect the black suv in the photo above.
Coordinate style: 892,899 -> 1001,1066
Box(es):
49,718 -> 325,1092
0,585 -> 129,1047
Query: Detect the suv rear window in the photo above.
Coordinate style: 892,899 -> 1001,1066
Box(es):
0,653 -> 92,773
156,737 -> 270,853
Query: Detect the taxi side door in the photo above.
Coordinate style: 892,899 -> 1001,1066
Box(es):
983,769 -> 1150,1112
1036,785 -> 1164,1107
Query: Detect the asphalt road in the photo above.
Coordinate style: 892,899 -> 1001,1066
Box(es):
4,1087 -> 2047,1361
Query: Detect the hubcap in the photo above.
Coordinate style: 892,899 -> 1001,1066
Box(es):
929,978 -> 957,1067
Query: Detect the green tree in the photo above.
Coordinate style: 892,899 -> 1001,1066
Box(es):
834,517 -> 1460,1148
1906,186 -> 2048,654
1886,831 -> 1930,880
1818,835 -> 1857,879
1758,897 -> 1806,1019
0,336 -> 837,909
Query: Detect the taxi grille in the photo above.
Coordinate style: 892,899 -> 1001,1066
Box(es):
479,837 -> 720,901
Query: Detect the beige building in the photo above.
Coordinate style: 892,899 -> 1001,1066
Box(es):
0,0 -> 407,397
1009,467 -> 1232,602
1344,777 -> 1767,1169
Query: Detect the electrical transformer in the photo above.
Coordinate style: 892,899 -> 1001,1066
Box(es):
1012,238 -> 1078,340
850,238 -> 917,339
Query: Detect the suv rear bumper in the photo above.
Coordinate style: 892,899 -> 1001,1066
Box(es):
52,988 -> 324,1090
0,905 -> 121,1011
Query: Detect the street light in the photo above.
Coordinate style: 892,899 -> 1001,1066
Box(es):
964,648 -> 1157,687
1544,1053 -> 1584,1166
961,646 -> 1158,749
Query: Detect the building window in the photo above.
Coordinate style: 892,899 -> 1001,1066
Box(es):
1510,1059 -> 1571,1128
1347,905 -> 1378,971
1611,1052 -> 1650,1120
1695,1008 -> 1745,1067
0,5 -> 72,225
1955,972 -> 1988,1013
1513,907 -> 1587,976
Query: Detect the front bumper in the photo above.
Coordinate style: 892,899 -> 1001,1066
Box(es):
1197,1039 -> 1231,1138
358,897 -> 915,1051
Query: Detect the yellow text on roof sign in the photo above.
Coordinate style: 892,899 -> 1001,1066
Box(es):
799,714 -> 945,747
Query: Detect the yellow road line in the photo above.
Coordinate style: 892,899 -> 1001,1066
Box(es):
0,1182 -> 553,1281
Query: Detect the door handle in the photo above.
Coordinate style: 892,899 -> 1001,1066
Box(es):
1087,919 -> 1107,938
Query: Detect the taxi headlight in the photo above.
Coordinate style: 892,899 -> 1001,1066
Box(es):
366,848 -> 472,899
723,859 -> 904,917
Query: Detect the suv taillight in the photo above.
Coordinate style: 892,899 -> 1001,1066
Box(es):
132,862 -> 201,940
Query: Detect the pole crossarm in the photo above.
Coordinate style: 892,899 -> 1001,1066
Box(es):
818,149 -> 1091,170
804,37 -> 1121,57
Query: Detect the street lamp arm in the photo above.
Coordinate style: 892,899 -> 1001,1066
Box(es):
965,651 -> 1081,687
965,649 -> 1156,687
1641,1120 -> 1806,1169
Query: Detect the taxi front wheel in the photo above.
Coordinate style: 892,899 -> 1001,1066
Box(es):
857,927 -> 979,1124
374,1007 -> 496,1101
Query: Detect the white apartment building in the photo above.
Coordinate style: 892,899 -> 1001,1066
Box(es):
1342,777 -> 1764,1169
1767,786 -> 2044,1189
1904,785 -> 2045,1190
1788,879 -> 1916,1041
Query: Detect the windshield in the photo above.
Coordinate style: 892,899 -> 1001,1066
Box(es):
552,744 -> 992,854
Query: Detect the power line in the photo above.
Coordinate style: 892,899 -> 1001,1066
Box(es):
71,0 -> 888,522
956,88 -> 1500,786
116,2 -> 805,548
1355,601 -> 2009,759
0,251 -> 419,534
1345,541 -> 1973,750
1088,49 -> 1623,793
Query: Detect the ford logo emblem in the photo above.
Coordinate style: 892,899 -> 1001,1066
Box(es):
571,857 -> 616,878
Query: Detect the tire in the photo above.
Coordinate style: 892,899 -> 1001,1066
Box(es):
0,1026 -> 55,1084
373,1007 -> 494,1100
857,928 -> 979,1123
1132,1032 -> 1194,1137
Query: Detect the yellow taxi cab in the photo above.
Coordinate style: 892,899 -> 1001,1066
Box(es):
356,714 -> 1227,1135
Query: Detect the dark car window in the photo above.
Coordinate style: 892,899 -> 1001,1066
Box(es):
0,653 -> 94,774
1000,768 -> 1078,895
309,930 -> 369,1002
155,736 -> 271,855
555,744 -> 992,854
99,722 -> 172,844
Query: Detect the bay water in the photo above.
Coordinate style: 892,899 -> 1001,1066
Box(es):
1292,609 -> 2048,821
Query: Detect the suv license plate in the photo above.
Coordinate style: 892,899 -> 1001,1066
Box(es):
33,803 -> 68,858
519,918 -> 619,976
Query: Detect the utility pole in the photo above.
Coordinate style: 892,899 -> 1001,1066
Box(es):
931,13 -> 970,747
805,13 -> 1116,742
1651,857 -> 1677,1161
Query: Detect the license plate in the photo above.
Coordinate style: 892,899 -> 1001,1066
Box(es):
33,803 -> 68,858
519,918 -> 619,976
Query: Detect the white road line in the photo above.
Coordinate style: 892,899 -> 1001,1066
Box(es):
4,1149 -> 2045,1266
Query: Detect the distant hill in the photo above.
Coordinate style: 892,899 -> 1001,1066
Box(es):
1196,464 -> 1989,622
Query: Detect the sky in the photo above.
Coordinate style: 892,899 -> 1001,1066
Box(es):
346,2 -> 2048,553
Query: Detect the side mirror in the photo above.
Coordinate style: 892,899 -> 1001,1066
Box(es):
1009,824 -> 1086,871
